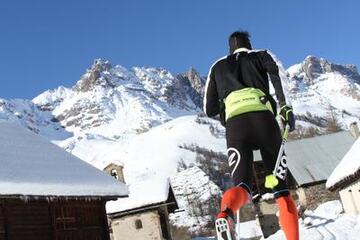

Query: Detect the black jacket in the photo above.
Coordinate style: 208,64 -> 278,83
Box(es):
203,48 -> 289,119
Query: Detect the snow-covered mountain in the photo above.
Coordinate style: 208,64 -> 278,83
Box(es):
0,98 -> 71,140
32,59 -> 204,137
287,56 -> 360,137
1,56 -> 359,144
0,59 -> 207,166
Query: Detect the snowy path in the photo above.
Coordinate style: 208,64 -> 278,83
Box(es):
265,200 -> 360,240
317,225 -> 335,240
194,201 -> 360,240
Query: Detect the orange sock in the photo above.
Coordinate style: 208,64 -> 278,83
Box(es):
276,195 -> 299,240
217,186 -> 249,218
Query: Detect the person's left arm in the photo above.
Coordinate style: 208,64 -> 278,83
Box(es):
203,64 -> 220,117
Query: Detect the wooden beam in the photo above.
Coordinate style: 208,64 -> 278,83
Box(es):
109,201 -> 177,219
101,201 -> 111,240
49,202 -> 56,240
3,200 -> 10,240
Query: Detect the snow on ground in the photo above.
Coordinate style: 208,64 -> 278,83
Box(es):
105,115 -> 226,213
326,138 -> 360,189
261,193 -> 275,201
239,220 -> 264,239
191,220 -> 262,240
265,200 -> 360,240
0,120 -> 128,197
195,201 -> 360,240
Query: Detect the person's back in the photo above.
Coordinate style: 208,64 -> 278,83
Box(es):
204,31 -> 299,240
207,50 -> 276,100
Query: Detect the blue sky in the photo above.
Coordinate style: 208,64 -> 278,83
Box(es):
1,0 -> 359,99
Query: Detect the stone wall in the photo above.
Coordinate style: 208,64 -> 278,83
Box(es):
239,202 -> 257,222
255,191 -> 298,237
339,179 -> 360,214
111,210 -> 163,240
297,183 -> 340,210
170,225 -> 192,240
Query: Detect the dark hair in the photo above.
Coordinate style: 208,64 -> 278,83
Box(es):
228,30 -> 252,53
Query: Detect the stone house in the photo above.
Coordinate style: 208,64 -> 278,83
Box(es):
104,163 -> 178,240
327,123 -> 360,214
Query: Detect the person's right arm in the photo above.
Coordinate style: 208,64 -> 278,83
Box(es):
260,50 -> 288,107
260,50 -> 296,131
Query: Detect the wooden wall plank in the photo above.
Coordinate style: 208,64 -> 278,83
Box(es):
0,201 -> 5,240
0,199 -> 109,240
7,199 -> 52,240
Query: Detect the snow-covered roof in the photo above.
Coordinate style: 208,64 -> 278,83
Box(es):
169,166 -> 222,233
254,131 -> 355,186
326,137 -> 360,190
106,176 -> 172,214
170,166 -> 221,211
0,121 -> 128,198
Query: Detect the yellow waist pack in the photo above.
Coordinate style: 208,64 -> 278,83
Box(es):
225,87 -> 273,121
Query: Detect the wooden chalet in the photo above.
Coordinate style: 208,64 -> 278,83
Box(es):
0,121 -> 128,240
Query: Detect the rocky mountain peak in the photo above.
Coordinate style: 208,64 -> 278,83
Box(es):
92,58 -> 112,72
185,67 -> 204,92
27,59 -> 205,133
300,56 -> 360,83
74,59 -> 115,92
175,68 -> 205,109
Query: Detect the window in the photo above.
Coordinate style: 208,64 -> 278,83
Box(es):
111,169 -> 118,180
135,219 -> 143,229
52,203 -> 104,240
54,205 -> 77,230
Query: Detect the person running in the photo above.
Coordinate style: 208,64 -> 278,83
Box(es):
203,30 -> 299,240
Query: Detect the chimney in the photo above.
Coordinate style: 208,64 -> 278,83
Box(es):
349,122 -> 360,139
103,163 -> 125,183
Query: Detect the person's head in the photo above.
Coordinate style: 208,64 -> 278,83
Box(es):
228,30 -> 252,54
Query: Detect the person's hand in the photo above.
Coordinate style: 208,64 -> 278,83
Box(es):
279,105 -> 295,131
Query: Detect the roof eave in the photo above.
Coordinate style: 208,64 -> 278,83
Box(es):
108,184 -> 179,217
297,179 -> 327,188
0,194 -> 129,201
327,168 -> 360,192
108,200 -> 177,218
